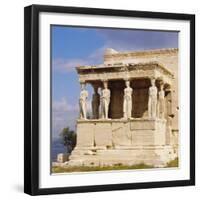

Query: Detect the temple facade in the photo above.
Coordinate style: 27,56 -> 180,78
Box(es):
68,48 -> 179,167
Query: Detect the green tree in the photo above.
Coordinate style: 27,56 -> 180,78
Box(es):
60,127 -> 76,153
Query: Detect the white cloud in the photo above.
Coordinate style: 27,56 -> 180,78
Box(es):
53,97 -> 78,112
52,46 -> 106,73
52,97 -> 79,138
53,58 -> 88,72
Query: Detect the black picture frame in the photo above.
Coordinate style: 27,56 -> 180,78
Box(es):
24,4 -> 195,196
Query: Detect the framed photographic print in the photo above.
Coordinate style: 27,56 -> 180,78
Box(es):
24,4 -> 195,195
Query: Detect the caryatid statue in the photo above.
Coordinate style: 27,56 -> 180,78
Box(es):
101,81 -> 110,119
79,82 -> 88,119
148,78 -> 158,119
158,84 -> 165,119
123,80 -> 133,119
92,85 -> 100,119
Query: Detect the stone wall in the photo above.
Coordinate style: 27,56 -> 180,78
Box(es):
76,119 -> 167,149
69,119 -> 176,167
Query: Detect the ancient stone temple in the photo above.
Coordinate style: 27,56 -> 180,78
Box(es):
68,48 -> 179,167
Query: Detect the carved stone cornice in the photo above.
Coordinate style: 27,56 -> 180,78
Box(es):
76,61 -> 174,78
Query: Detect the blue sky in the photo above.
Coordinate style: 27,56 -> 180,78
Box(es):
52,25 -> 178,138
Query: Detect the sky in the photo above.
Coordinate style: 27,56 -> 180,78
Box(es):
51,25 -> 178,139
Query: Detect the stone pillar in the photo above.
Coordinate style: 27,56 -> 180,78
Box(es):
123,79 -> 133,119
166,116 -> 172,145
79,82 -> 88,120
101,80 -> 110,119
91,84 -> 100,119
148,78 -> 158,119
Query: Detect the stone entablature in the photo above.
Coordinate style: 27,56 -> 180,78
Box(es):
76,62 -> 174,85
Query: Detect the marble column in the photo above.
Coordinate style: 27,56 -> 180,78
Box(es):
79,82 -> 88,120
123,80 -> 133,119
148,78 -> 158,119
101,80 -> 110,119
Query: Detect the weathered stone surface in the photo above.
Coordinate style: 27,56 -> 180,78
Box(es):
76,119 -> 167,147
94,123 -> 112,147
112,122 -> 131,146
130,119 -> 156,130
68,146 -> 177,167
57,153 -> 69,163
67,160 -> 83,166
76,123 -> 94,147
